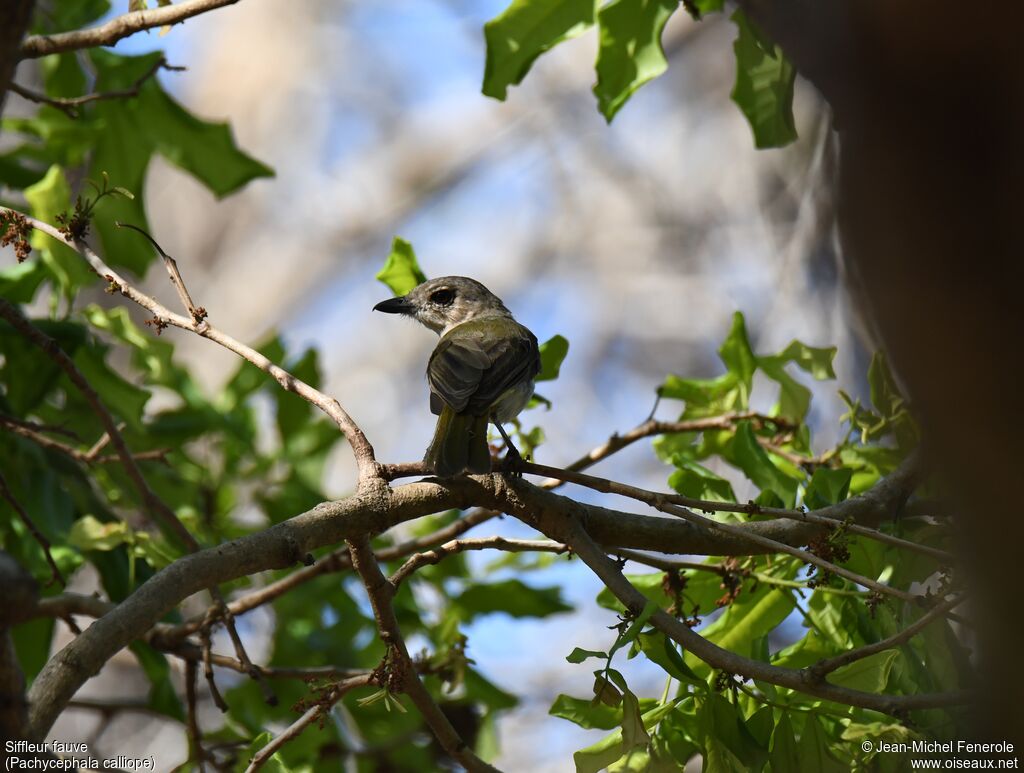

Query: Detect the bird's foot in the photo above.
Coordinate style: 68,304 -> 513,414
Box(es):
501,447 -> 525,478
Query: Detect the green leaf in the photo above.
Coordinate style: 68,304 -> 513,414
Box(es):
72,345 -> 151,429
0,260 -> 48,303
82,305 -> 181,389
24,165 -> 95,296
131,641 -> 184,720
683,0 -> 723,18
550,694 -> 622,730
798,715 -> 848,772
536,334 -> 569,382
573,700 -> 677,773
567,647 -> 607,664
86,50 -> 272,274
136,78 -> 274,196
376,236 -> 428,296
729,9 -> 797,149
609,599 -> 659,657
689,581 -> 794,675
829,650 -> 898,693
803,466 -> 853,510
730,421 -> 799,507
769,711 -> 800,772
32,0 -> 110,33
635,631 -> 703,685
668,457 -> 736,501
718,311 -> 756,397
483,0 -> 597,100
11,617 -> 54,681
868,351 -> 903,418
597,572 -> 673,612
593,0 -> 679,122
68,515 -> 130,552
452,578 -> 572,620
700,693 -> 768,772
757,339 -> 836,420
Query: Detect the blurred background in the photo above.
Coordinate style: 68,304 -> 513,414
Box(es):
10,0 -> 874,768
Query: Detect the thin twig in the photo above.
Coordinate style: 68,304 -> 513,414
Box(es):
245,674 -> 373,773
20,0 -> 243,58
0,415 -> 78,440
0,210 -> 378,483
0,471 -> 64,587
1,415 -> 169,465
389,536 -> 569,588
612,548 -> 869,597
117,221 -> 205,323
8,57 -> 183,118
184,659 -> 207,773
0,298 -> 197,551
808,595 -> 964,678
198,617 -> 227,713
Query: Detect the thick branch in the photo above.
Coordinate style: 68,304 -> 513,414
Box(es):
20,0 -> 241,59
24,465 -> 929,737
0,552 -> 38,741
25,480 -> 461,737
533,501 -> 970,716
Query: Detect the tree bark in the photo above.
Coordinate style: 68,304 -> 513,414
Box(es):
0,0 -> 36,121
738,0 -> 1024,746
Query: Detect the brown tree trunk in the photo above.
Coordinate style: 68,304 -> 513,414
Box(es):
0,0 -> 36,120
738,0 -> 1024,745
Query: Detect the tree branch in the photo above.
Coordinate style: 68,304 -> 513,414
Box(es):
19,0 -> 242,59
244,674 -> 374,773
346,537 -> 500,773
21,463 -> 946,738
518,459 -> 928,604
0,551 -> 38,741
389,536 -> 569,588
528,498 -> 970,716
1,414 -> 169,465
0,208 -> 379,484
0,470 -> 65,587
808,595 -> 964,678
0,0 -> 34,120
0,298 -> 196,552
8,57 -> 183,118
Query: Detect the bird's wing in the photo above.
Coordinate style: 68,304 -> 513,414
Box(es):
427,322 -> 539,416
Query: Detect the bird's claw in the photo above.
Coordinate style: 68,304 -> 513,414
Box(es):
501,448 -> 524,478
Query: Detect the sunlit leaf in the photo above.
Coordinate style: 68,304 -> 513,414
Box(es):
483,0 -> 597,100
593,0 -> 680,122
730,9 -> 797,149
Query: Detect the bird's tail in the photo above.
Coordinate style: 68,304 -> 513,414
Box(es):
424,407 -> 491,476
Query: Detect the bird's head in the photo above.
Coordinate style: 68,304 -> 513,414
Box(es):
373,276 -> 511,334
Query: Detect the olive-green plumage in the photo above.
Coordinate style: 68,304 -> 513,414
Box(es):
374,276 -> 540,477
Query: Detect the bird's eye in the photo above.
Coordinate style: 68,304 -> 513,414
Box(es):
430,288 -> 455,306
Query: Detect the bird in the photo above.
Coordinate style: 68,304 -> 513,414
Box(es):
373,276 -> 541,476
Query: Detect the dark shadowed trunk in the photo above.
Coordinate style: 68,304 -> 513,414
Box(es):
738,0 -> 1024,745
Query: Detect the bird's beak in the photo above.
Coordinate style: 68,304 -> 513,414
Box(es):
373,296 -> 414,315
